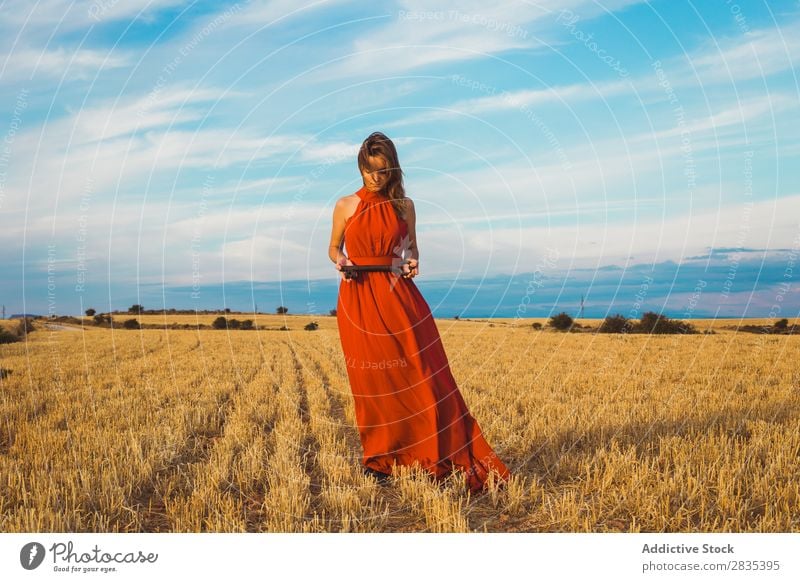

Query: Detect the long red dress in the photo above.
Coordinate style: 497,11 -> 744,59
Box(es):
336,185 -> 511,494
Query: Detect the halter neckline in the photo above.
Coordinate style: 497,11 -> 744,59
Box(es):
357,185 -> 389,203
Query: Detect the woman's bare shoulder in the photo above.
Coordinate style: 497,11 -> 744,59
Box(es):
336,193 -> 359,209
335,194 -> 360,222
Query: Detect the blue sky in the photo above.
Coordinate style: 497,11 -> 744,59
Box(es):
1,0 -> 798,319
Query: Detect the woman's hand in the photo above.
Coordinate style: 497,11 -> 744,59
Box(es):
401,258 -> 419,279
335,256 -> 354,282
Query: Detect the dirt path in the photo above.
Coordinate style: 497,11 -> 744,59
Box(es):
43,324 -> 83,332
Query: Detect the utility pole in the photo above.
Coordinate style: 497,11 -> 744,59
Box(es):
579,295 -> 584,319
1,304 -> 5,319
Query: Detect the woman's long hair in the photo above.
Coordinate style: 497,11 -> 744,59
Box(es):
357,131 -> 408,218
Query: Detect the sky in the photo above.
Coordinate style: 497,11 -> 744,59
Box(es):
0,0 -> 798,319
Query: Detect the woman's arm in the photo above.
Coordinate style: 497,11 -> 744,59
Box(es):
328,198 -> 354,281
328,198 -> 348,264
405,199 -> 419,261
404,199 -> 419,278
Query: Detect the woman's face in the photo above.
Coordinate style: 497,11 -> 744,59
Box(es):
361,154 -> 390,192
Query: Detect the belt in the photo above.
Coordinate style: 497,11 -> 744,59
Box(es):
348,255 -> 396,265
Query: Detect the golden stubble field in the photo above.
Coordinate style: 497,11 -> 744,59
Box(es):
1,314 -> 798,532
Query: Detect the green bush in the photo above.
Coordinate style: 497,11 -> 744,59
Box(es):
0,317 -> 35,343
598,314 -> 634,334
93,313 -> 112,325
123,318 -> 140,330
212,317 -> 252,330
637,311 -> 696,334
548,312 -> 574,331
15,317 -> 35,336
0,327 -> 20,344
304,321 -> 319,331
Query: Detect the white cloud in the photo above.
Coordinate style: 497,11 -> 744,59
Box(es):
407,192 -> 800,278
218,0 -> 357,28
0,0 -> 187,33
686,18 -> 800,84
629,92 -> 799,144
4,158 -> 795,287
453,79 -> 631,113
182,190 -> 800,283
296,140 -> 359,162
68,86 -> 237,144
2,0 -> 796,294
0,83 -> 360,230
383,78 -> 633,128
300,0 -> 648,84
0,47 -> 130,83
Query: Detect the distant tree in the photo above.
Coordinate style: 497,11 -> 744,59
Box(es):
85,308 -> 96,317
637,311 -> 696,334
548,312 -> 574,331
276,306 -> 288,314
454,315 -> 460,320
123,318 -> 140,330
0,327 -> 20,344
212,316 -> 227,330
15,317 -> 35,337
279,325 -> 290,331
598,314 -> 633,334
304,321 -> 319,331
638,311 -> 667,333
224,308 -> 231,314
129,304 -> 144,315
329,309 -> 337,316
240,319 -> 254,330
93,313 -> 111,325
228,318 -> 241,329
774,318 -> 789,331
532,322 -> 542,330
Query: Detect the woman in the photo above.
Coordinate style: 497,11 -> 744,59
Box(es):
327,131 -> 510,494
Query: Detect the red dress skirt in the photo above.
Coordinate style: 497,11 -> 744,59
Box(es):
336,185 -> 510,494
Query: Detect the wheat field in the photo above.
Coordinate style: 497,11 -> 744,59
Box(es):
0,314 -> 798,532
